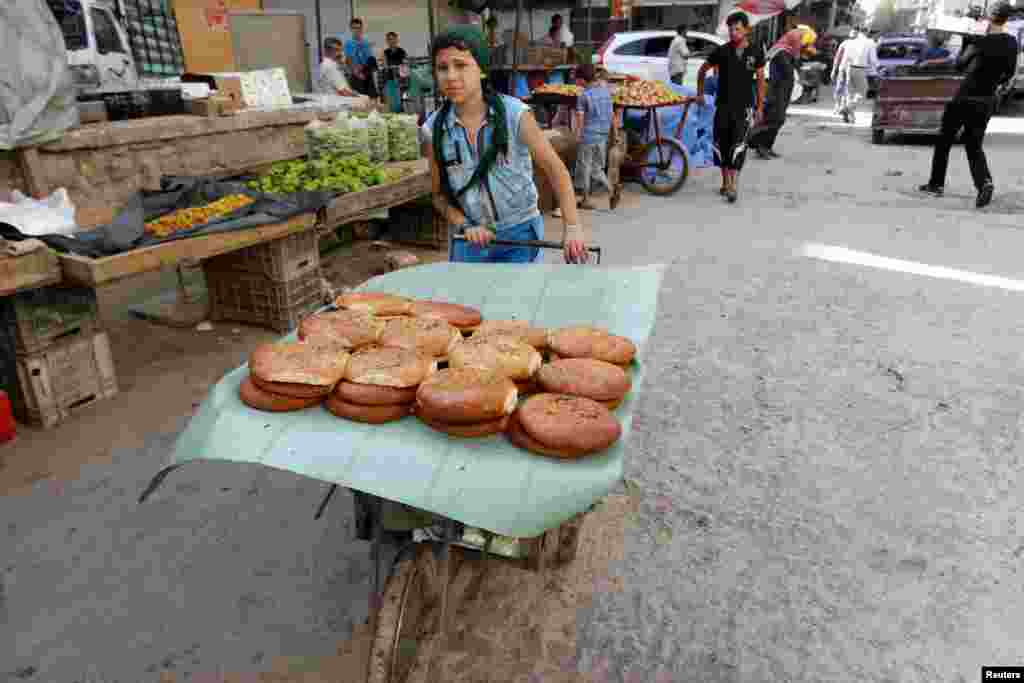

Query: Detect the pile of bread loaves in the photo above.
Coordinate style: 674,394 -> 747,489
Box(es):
238,292 -> 637,459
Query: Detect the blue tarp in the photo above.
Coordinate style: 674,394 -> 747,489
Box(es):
623,80 -> 718,169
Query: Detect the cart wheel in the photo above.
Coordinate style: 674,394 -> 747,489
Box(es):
871,128 -> 885,145
638,138 -> 689,196
368,544 -> 478,683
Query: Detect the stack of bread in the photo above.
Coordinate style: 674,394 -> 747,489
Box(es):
240,341 -> 350,412
326,345 -> 437,423
415,368 -> 518,437
235,289 -> 642,460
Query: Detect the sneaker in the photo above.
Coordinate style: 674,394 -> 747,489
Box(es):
579,197 -> 596,211
918,184 -> 943,197
726,188 -> 738,203
610,185 -> 622,211
719,186 -> 728,196
977,183 -> 994,208
766,149 -> 781,159
754,147 -> 771,160
552,207 -> 562,217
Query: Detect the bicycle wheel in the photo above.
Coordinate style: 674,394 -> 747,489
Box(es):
638,137 -> 689,196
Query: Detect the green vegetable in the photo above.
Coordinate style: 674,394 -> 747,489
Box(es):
388,114 -> 420,162
366,112 -> 390,164
246,152 -> 412,196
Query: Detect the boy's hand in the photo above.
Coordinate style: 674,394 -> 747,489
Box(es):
464,226 -> 495,248
694,94 -> 706,107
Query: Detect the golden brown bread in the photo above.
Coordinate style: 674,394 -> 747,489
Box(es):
250,375 -> 333,399
471,320 -> 548,349
239,376 -> 325,412
410,300 -> 483,330
546,326 -> 637,366
514,393 -> 621,456
448,335 -> 542,381
415,367 -> 518,425
536,358 -> 632,402
344,345 -> 437,388
324,395 -> 411,423
298,309 -> 385,349
333,381 -> 418,406
249,341 -> 349,387
335,292 -> 413,316
416,412 -> 510,438
380,316 -> 462,359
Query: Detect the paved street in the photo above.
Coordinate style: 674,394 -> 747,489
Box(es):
4,103 -> 1024,682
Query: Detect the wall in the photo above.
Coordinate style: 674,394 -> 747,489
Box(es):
261,0 -> 321,91
173,0 -> 264,73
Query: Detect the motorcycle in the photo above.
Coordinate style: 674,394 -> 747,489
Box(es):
789,62 -> 828,104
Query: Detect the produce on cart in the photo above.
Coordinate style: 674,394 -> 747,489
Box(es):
138,262 -> 666,683
246,153 -> 408,195
612,79 -> 688,107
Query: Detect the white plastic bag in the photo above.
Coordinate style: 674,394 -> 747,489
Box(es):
0,188 -> 77,236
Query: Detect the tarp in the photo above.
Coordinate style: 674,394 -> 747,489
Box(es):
156,262 -> 667,538
716,0 -> 803,35
0,0 -> 79,149
0,176 -> 325,258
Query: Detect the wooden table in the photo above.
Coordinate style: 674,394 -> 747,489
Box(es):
59,159 -> 431,287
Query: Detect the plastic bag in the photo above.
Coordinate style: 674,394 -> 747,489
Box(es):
0,188 -> 77,236
387,114 -> 419,162
342,114 -> 371,158
366,111 -> 389,163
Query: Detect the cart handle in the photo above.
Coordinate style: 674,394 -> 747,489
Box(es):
451,235 -> 602,265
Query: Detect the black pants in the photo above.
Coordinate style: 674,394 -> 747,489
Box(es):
714,107 -> 752,171
928,97 -> 994,190
749,77 -> 794,151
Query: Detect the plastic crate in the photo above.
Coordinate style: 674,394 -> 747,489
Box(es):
0,286 -> 101,354
203,231 -> 321,282
13,330 -> 118,429
0,324 -> 20,420
204,267 -> 324,333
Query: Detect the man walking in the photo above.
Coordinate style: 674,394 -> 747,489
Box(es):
696,11 -> 766,203
750,25 -> 816,159
919,2 -> 1018,208
831,28 -> 856,115
835,27 -> 877,123
669,25 -> 691,86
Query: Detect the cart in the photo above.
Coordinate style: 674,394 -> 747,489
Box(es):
615,100 -> 692,196
137,260 -> 666,683
870,67 -> 962,144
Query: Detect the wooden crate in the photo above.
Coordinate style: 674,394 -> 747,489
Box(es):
14,330 -> 118,429
0,249 -> 61,297
0,285 -> 100,354
203,230 -> 320,282
204,266 -> 324,333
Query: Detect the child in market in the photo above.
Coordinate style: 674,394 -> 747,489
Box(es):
423,26 -> 588,264
573,64 -> 617,211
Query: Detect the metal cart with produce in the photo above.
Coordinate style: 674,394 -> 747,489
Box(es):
614,97 -> 692,196
138,260 -> 666,683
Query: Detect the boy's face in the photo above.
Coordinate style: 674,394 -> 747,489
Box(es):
387,34 -> 398,48
351,22 -> 363,39
728,21 -> 749,45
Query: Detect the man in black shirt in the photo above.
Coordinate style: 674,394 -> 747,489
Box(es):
382,31 -> 408,113
919,2 -> 1018,208
696,11 -> 766,203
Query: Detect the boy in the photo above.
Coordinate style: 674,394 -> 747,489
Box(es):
382,32 -> 407,113
345,18 -> 377,98
696,11 -> 766,203
574,64 -> 616,211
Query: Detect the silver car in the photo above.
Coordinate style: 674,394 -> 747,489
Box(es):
595,30 -> 725,88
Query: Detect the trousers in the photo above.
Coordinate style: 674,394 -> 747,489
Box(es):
928,98 -> 994,190
574,139 -> 612,196
749,58 -> 795,151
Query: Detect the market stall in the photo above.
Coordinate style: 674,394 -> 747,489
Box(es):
138,260 -> 667,682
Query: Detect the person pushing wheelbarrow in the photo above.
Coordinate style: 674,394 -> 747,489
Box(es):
420,26 -> 589,265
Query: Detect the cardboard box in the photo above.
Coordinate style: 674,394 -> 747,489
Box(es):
207,68 -> 292,109
185,95 -> 239,117
210,75 -> 246,110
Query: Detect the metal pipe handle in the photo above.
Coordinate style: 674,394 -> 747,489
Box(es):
451,235 -> 602,264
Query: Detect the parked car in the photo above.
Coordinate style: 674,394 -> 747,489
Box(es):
595,30 -> 725,88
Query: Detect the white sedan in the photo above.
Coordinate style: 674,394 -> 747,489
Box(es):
595,30 -> 725,88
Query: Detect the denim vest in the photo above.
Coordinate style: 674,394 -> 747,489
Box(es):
425,95 -> 540,231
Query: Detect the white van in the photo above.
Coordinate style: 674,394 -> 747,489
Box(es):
47,0 -> 141,94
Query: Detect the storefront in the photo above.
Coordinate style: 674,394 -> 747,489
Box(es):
631,0 -> 721,34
